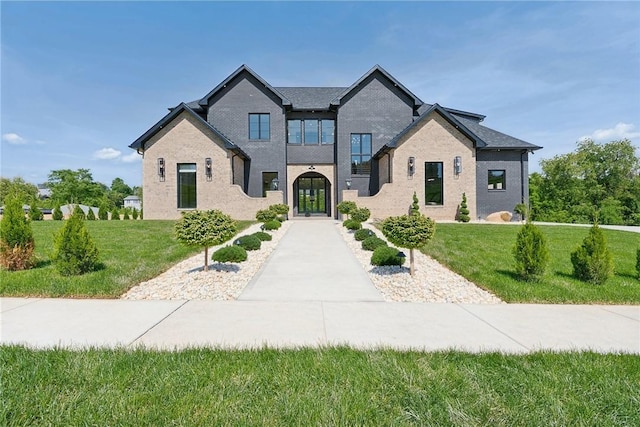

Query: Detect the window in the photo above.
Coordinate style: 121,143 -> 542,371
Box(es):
287,119 -> 335,145
262,172 -> 278,196
425,162 -> 443,205
249,113 -> 270,140
488,170 -> 506,190
351,133 -> 372,175
178,164 -> 197,209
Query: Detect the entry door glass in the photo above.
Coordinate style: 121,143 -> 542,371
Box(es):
298,177 -> 326,214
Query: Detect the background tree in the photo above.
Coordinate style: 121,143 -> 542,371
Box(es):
174,210 -> 237,271
0,194 -> 35,271
0,177 -> 38,206
108,177 -> 133,209
47,169 -> 107,207
51,208 -> 99,276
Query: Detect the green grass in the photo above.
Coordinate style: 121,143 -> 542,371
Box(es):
0,220 -> 252,298
1,346 -> 638,426
421,224 -> 640,304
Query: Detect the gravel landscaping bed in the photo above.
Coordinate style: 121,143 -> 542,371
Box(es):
337,222 -> 503,304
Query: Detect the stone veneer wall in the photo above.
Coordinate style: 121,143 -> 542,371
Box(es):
342,113 -> 477,221
142,111 -> 283,220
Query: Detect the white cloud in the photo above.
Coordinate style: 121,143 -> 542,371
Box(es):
121,151 -> 141,163
2,133 -> 26,144
580,122 -> 640,142
93,147 -> 122,160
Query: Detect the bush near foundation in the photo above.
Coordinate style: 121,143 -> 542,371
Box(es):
458,193 -> 470,223
263,220 -> 281,231
269,204 -> 289,220
234,235 -> 261,251
351,207 -> 371,223
212,245 -> 247,263
256,209 -> 278,223
343,219 -> 361,231
354,228 -> 375,241
0,195 -> 35,271
252,231 -> 272,241
371,245 -> 405,266
571,223 -> 614,285
337,201 -> 357,219
51,208 -> 99,276
362,236 -> 387,252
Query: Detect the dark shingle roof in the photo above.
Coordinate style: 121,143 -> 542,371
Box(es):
274,87 -> 346,110
454,116 -> 541,150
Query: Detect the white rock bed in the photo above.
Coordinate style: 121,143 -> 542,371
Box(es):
121,221 -> 292,300
337,223 -> 504,304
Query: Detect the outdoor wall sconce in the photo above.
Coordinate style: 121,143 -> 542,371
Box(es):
205,158 -> 212,181
345,178 -> 352,189
270,178 -> 279,191
408,157 -> 415,176
454,156 -> 462,175
157,158 -> 165,181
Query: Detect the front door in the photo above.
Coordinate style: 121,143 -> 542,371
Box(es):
295,174 -> 329,216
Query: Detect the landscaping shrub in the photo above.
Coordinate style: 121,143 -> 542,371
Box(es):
637,248 -> 640,279
256,209 -> 278,223
410,192 -> 420,216
263,220 -> 281,231
514,203 -> 527,221
73,205 -> 86,220
122,210 -> 130,220
570,223 -> 614,285
86,208 -> 96,220
29,204 -> 44,221
269,203 -> 289,220
212,245 -> 247,263
354,228 -> 375,241
98,204 -> 108,220
371,245 -> 405,266
337,201 -> 357,219
52,205 -> 64,221
362,236 -> 387,251
110,208 -> 120,220
51,208 -> 99,276
234,234 -> 261,251
132,208 -> 139,220
0,195 -> 35,271
351,207 -> 371,223
512,221 -> 549,281
458,193 -> 470,222
382,210 -> 435,276
343,219 -> 362,231
252,231 -> 272,241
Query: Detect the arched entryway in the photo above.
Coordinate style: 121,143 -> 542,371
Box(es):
293,172 -> 331,217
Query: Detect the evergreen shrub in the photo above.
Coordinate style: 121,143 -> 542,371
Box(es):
256,209 -> 278,223
132,208 -> 139,220
351,207 -> 371,223
73,205 -> 85,220
29,204 -> 44,221
86,208 -> 96,220
337,201 -> 357,219
252,231 -> 272,241
110,208 -> 120,220
343,219 -> 362,230
570,223 -> 614,285
51,209 -> 99,276
362,236 -> 387,251
52,205 -> 64,221
458,193 -> 470,222
512,222 -> 549,281
354,228 -> 375,241
269,203 -> 289,219
212,245 -> 247,263
98,204 -> 108,220
371,245 -> 405,266
0,195 -> 35,271
263,220 -> 281,231
234,234 -> 261,251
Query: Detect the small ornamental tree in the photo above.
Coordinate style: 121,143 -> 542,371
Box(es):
570,222 -> 614,285
512,220 -> 549,281
132,208 -> 139,220
98,204 -> 109,220
351,207 -> 371,223
382,210 -> 435,276
410,192 -> 420,216
337,201 -> 357,219
86,208 -> 96,220
51,207 -> 99,276
174,210 -> 237,271
52,204 -> 64,221
110,207 -> 120,220
29,203 -> 44,221
0,195 -> 35,271
458,193 -> 470,223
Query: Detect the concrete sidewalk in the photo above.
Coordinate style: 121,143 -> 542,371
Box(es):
2,298 -> 638,353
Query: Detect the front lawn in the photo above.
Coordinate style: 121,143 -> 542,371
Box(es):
2,346 -> 638,426
422,224 -> 640,304
0,220 -> 252,298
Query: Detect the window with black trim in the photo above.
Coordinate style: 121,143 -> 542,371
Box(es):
488,170 -> 506,190
350,133 -> 372,175
425,162 -> 443,205
178,163 -> 196,209
287,119 -> 335,145
249,113 -> 270,140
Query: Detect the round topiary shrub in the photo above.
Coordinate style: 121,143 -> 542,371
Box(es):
212,245 -> 248,263
362,236 -> 387,251
351,207 -> 371,223
354,228 -> 375,241
234,234 -> 261,251
371,245 -> 405,266
252,231 -> 272,241
343,219 -> 361,230
256,209 -> 278,223
263,220 -> 281,231
337,201 -> 357,219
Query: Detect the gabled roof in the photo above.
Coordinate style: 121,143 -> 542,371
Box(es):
128,103 -> 249,159
374,103 -> 484,158
198,64 -> 291,108
330,65 -> 424,108
455,116 -> 542,151
275,87 -> 346,110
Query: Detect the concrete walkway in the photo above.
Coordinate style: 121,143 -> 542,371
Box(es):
1,219 -> 639,353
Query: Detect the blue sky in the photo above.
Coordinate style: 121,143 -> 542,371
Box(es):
2,1 -> 639,187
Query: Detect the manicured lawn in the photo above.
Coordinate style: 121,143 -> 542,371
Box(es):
421,224 -> 640,304
0,220 -> 252,298
1,346 -> 638,426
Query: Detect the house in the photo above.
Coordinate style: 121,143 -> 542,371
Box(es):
129,64 -> 541,221
123,195 -> 141,211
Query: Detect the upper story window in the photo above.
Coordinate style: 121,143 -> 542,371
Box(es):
350,133 -> 372,175
287,119 -> 334,145
488,170 -> 506,190
249,113 -> 270,140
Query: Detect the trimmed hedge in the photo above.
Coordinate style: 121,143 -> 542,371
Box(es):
263,220 -> 281,231
371,245 -> 405,266
234,235 -> 261,251
343,219 -> 361,230
252,231 -> 272,241
212,245 -> 248,263
354,228 -> 375,241
362,236 -> 387,251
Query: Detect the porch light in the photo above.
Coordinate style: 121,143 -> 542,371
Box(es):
205,158 -> 212,180
345,178 -> 352,189
408,157 -> 415,176
454,156 -> 462,175
157,158 -> 165,181
271,178 -> 279,190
